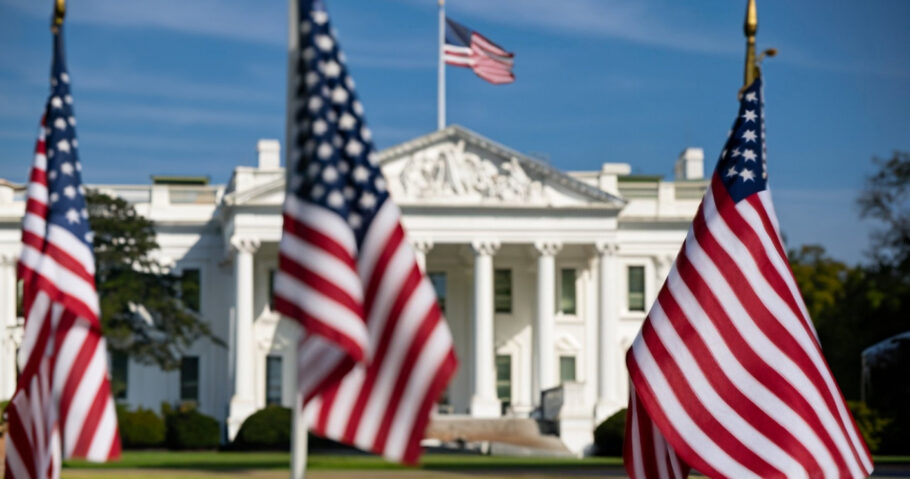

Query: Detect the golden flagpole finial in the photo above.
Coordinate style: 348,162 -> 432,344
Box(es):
743,0 -> 758,87
52,0 -> 66,31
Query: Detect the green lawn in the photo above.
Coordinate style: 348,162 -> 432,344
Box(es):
65,451 -> 624,471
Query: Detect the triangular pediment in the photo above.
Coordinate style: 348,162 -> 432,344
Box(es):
378,125 -> 624,208
222,126 -> 625,210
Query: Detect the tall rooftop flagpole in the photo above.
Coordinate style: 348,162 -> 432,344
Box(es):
438,0 -> 446,131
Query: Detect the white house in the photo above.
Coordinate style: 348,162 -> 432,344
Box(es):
0,125 -> 707,452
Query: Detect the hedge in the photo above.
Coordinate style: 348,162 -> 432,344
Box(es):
232,405 -> 291,451
117,405 -> 166,449
162,402 -> 220,450
593,408 -> 626,456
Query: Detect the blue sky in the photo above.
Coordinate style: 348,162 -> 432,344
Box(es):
0,0 -> 908,264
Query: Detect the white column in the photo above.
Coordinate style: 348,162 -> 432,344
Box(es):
228,237 -> 260,440
533,240 -> 561,403
0,253 -> 17,400
595,241 -> 620,422
411,238 -> 433,273
655,254 -> 675,287
470,239 -> 500,417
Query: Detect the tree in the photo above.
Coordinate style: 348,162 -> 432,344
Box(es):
788,245 -> 848,325
858,151 -> 910,274
86,190 -> 221,370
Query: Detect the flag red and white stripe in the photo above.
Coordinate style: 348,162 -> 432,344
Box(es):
276,198 -> 457,464
444,17 -> 515,85
5,123 -> 121,479
624,79 -> 873,479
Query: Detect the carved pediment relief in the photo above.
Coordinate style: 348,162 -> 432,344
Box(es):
396,140 -> 547,204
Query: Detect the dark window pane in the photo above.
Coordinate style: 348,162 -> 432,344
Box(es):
428,272 -> 446,313
495,354 -> 511,404
494,269 -> 512,314
181,269 -> 201,312
16,278 -> 23,318
268,269 -> 276,310
560,356 -> 576,383
111,351 -> 128,400
560,268 -> 577,314
180,356 -> 199,402
628,266 -> 645,312
266,356 -> 282,406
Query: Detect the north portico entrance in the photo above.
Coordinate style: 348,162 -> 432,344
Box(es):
221,126 -> 633,436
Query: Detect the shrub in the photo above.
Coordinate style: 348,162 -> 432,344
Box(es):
117,405 -> 166,449
232,406 -> 291,451
162,402 -> 220,450
847,400 -> 892,453
593,408 -> 626,456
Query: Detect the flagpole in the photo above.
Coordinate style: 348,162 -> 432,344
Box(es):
437,0 -> 445,131
741,0 -> 776,92
287,1 -> 309,478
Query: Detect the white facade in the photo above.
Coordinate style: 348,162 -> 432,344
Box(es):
0,126 -> 706,449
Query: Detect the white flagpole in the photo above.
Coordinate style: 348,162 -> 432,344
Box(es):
437,0 -> 445,131
287,0 -> 309,478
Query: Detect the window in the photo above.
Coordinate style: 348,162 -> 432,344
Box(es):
495,354 -> 511,407
265,355 -> 283,406
494,269 -> 512,313
16,278 -> 23,318
180,268 -> 201,312
560,356 -> 577,383
180,356 -> 199,402
110,351 -> 128,400
628,265 -> 645,312
428,272 -> 446,313
268,269 -> 276,310
559,268 -> 577,315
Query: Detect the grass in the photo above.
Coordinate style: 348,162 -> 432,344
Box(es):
64,451 -> 624,471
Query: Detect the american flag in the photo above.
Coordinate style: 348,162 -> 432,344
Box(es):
444,17 -> 514,85
623,79 -> 873,479
274,0 -> 457,464
5,26 -> 121,479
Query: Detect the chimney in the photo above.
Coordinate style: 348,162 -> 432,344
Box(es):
675,148 -> 704,180
257,139 -> 281,169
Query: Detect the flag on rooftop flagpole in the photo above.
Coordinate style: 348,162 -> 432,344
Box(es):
444,16 -> 515,85
4,21 -> 121,479
623,78 -> 874,478
275,0 -> 457,465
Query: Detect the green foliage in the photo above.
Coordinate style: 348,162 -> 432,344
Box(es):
117,405 -> 166,449
858,151 -> 910,273
0,399 -> 8,424
161,402 -> 220,450
85,190 -> 222,370
593,409 -> 626,456
847,401 -> 892,453
232,406 -> 291,451
788,245 -> 848,323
